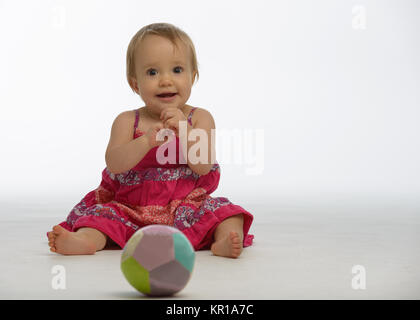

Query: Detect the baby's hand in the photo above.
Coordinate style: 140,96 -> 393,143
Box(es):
160,107 -> 187,137
145,122 -> 175,148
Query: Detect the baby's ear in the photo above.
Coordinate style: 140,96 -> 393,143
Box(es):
191,71 -> 197,84
129,76 -> 139,93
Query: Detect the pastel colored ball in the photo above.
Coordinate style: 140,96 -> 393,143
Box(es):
120,225 -> 195,296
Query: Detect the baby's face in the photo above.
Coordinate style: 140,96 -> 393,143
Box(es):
131,35 -> 196,114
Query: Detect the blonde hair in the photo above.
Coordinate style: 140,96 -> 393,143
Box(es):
126,23 -> 199,92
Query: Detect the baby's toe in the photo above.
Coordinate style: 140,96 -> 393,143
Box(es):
229,232 -> 241,243
231,248 -> 241,258
52,225 -> 67,236
232,243 -> 242,250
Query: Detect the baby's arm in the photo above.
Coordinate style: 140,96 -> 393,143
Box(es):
105,111 -> 151,174
182,108 -> 216,176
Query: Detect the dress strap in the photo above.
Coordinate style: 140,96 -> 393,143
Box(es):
133,109 -> 140,138
187,107 -> 198,126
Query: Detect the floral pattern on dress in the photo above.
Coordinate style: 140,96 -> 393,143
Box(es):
66,199 -> 139,231
109,163 -> 220,186
128,200 -> 182,226
95,185 -> 115,204
142,166 -> 198,183
174,196 -> 232,230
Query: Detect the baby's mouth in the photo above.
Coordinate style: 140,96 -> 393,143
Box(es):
156,92 -> 177,97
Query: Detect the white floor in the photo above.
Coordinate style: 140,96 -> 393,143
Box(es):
1,195 -> 419,299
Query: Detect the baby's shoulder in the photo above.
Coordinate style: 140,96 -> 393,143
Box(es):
113,108 -> 138,126
187,105 -> 214,125
112,107 -> 138,118
189,105 -> 215,128
109,108 -> 139,138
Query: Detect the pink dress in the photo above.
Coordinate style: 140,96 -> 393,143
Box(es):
50,107 -> 254,250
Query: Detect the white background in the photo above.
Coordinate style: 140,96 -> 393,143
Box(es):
1,0 -> 419,213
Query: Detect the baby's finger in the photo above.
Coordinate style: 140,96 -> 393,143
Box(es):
161,109 -> 177,122
164,118 -> 176,128
160,109 -> 172,121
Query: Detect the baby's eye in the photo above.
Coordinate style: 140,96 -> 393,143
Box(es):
173,66 -> 183,73
147,69 -> 157,76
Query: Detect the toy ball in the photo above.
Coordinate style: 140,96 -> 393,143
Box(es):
121,225 -> 195,296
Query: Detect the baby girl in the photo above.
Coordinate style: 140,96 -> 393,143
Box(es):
47,23 -> 254,258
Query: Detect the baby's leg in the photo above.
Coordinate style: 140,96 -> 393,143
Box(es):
48,225 -> 107,255
211,214 -> 244,258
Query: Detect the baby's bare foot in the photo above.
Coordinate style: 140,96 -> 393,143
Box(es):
211,231 -> 243,258
48,225 -> 96,255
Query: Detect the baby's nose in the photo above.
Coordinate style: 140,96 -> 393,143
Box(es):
159,76 -> 173,86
